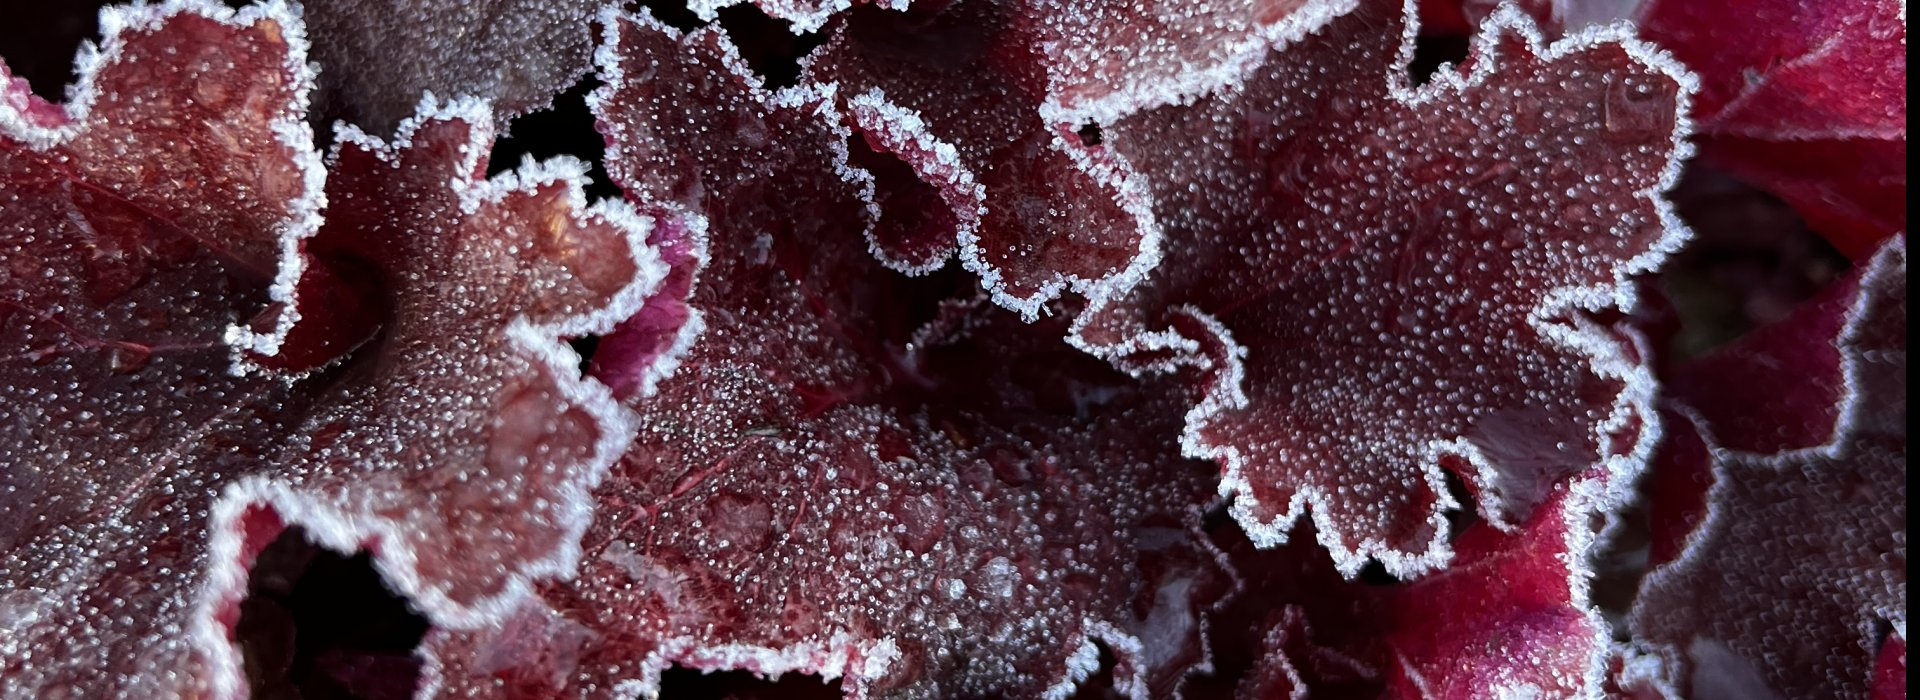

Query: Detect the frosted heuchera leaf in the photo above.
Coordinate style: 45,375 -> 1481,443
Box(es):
417,14 -> 1229,699
1030,0 -> 1360,126
588,207 -> 706,400
1079,1 -> 1693,576
1,4 -> 321,695
1628,239 -> 1907,700
247,97 -> 659,620
1449,0 -> 1906,255
2,3 -> 662,695
303,0 -> 602,134
1207,479 -> 1618,698
802,0 -> 1162,317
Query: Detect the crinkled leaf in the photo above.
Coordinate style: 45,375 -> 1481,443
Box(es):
1456,0 -> 1907,254
1628,239 -> 1907,700
1,6 -> 320,694
1079,1 -> 1690,576
2,4 -> 659,695
802,0 -> 1160,316
256,101 -> 656,619
1030,0 -> 1358,125
805,0 -> 1381,317
304,0 -> 602,134
418,15 -> 1229,698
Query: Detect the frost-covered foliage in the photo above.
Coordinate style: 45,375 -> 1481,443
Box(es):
1622,240 -> 1907,700
0,0 -> 1905,698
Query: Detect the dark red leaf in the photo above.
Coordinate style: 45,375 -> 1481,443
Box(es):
1204,479 -> 1619,698
801,0 -> 1161,316
1444,0 -> 1907,257
1628,238 -> 1907,699
1874,635 -> 1907,700
255,99 -> 659,619
1079,0 -> 1692,576
1639,0 -> 1906,256
418,14 -> 1230,698
1029,0 -> 1360,126
1,5 -> 322,694
304,0 -> 603,134
1,5 -> 663,695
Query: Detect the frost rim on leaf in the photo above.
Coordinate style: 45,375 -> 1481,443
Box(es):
1033,0 -> 1363,127
1626,237 -> 1909,695
194,93 -> 664,699
0,0 -> 329,375
1064,0 -> 1700,580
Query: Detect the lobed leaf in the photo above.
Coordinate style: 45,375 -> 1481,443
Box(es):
418,14 -> 1230,698
1627,238 -> 1907,699
1,4 -> 665,694
1079,0 -> 1693,576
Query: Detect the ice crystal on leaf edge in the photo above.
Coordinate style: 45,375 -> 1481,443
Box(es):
1065,0 -> 1699,581
1,1 -> 668,696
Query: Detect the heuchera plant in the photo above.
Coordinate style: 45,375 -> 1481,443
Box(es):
0,0 -> 1904,698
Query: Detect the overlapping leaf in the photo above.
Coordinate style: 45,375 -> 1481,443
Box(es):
304,0 -> 603,134
418,14 -> 1229,698
1199,477 -> 1619,698
1640,0 -> 1906,258
1626,239 -> 1907,699
1475,0 -> 1909,256
1074,0 -> 1691,576
1,3 -> 662,695
800,0 -> 1358,319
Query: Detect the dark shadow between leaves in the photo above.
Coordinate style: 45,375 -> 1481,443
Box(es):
716,5 -> 827,89
1066,640 -> 1123,700
236,526 -> 429,700
1408,33 -> 1469,87
486,77 -> 619,203
657,666 -> 842,699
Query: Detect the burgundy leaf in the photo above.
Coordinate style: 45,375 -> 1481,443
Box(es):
1638,0 -> 1906,257
801,0 -> 1162,316
1,5 -> 322,694
2,4 -> 663,695
304,0 -> 603,134
1874,635 -> 1907,700
418,14 -> 1230,698
802,0 -> 1398,320
1030,0 -> 1359,126
1693,135 -> 1905,260
249,98 -> 660,620
1450,0 -> 1907,255
1640,0 -> 1902,140
1078,0 -> 1692,576
1205,479 -> 1620,698
1627,238 -> 1907,700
